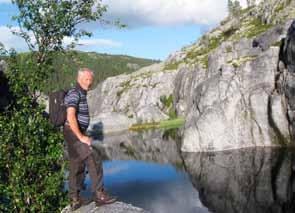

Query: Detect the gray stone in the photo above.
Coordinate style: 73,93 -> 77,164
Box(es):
179,45 -> 292,152
88,62 -> 178,133
61,201 -> 148,213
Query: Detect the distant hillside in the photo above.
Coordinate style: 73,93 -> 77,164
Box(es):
48,51 -> 160,92
0,51 -> 159,92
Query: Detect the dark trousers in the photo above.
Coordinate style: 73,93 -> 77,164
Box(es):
64,125 -> 103,199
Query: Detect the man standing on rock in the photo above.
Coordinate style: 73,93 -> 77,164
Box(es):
63,68 -> 116,210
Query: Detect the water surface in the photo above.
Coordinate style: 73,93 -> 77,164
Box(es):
67,129 -> 295,213
85,160 -> 209,213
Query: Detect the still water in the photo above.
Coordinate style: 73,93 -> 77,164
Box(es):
66,129 -> 295,213
86,160 -> 209,213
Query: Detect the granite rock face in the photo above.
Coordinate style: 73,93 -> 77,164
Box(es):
88,62 -> 178,130
177,19 -> 295,152
87,1 -> 295,152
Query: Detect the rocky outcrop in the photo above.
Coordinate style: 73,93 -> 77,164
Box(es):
279,20 -> 295,140
62,201 -> 147,213
88,62 -> 179,130
87,1 -> 295,152
182,148 -> 295,213
256,0 -> 295,25
178,20 -> 293,152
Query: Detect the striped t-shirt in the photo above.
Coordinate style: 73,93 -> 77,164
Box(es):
64,84 -> 90,131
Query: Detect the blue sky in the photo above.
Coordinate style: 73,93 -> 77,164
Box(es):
0,0 -> 249,60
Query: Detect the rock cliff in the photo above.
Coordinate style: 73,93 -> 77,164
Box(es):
88,0 -> 295,152
88,63 -> 178,132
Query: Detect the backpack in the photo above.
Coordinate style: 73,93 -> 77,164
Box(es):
49,89 -> 67,127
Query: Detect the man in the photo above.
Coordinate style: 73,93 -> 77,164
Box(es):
63,68 -> 116,210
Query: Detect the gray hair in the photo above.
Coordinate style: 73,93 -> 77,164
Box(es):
77,68 -> 94,77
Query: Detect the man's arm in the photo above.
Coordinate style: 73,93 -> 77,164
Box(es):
67,107 -> 92,146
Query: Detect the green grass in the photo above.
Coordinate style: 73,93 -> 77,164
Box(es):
164,61 -> 181,70
271,40 -> 282,47
160,94 -> 177,119
116,79 -> 133,98
240,6 -> 255,15
129,117 -> 185,131
274,3 -> 285,13
244,19 -> 273,39
227,56 -> 257,68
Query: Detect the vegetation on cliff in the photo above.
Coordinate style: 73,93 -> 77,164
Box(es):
165,0 -> 294,70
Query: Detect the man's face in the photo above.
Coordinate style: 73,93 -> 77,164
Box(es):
78,71 -> 93,91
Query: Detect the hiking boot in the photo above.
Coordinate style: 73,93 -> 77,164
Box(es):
94,188 -> 117,206
70,197 -> 82,211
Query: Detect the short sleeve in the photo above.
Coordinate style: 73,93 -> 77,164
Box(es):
64,89 -> 80,109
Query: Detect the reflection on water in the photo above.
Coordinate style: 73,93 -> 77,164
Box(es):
82,160 -> 209,213
68,128 -> 295,212
183,148 -> 295,213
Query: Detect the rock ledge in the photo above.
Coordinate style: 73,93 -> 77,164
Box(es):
61,201 -> 148,213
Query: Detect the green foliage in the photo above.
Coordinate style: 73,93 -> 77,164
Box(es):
129,118 -> 185,131
271,40 -> 282,47
227,56 -> 257,68
226,46 -> 233,53
69,52 -> 157,86
160,95 -> 173,108
121,143 -> 138,159
244,18 -> 273,38
228,0 -> 242,17
0,52 -> 67,212
11,0 -> 109,53
240,5 -> 255,15
9,0 -> 122,93
222,27 -> 238,40
164,61 -> 181,70
14,51 -> 158,93
184,33 -> 227,68
116,79 -> 133,99
274,3 -> 285,13
1,0 -> 115,211
160,94 -> 177,119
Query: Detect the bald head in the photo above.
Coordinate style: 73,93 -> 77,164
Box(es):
77,68 -> 94,91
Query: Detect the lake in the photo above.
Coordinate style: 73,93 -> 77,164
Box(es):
65,129 -> 295,213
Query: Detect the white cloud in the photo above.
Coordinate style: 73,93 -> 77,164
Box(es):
102,0 -> 229,27
63,37 -> 123,50
101,0 -> 264,28
76,38 -> 122,48
0,25 -> 122,52
0,0 -> 11,3
0,26 -> 28,51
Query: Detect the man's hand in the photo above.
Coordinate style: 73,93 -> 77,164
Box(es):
67,107 -> 93,146
79,135 -> 92,146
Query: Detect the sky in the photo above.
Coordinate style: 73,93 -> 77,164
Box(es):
0,0 -> 249,60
